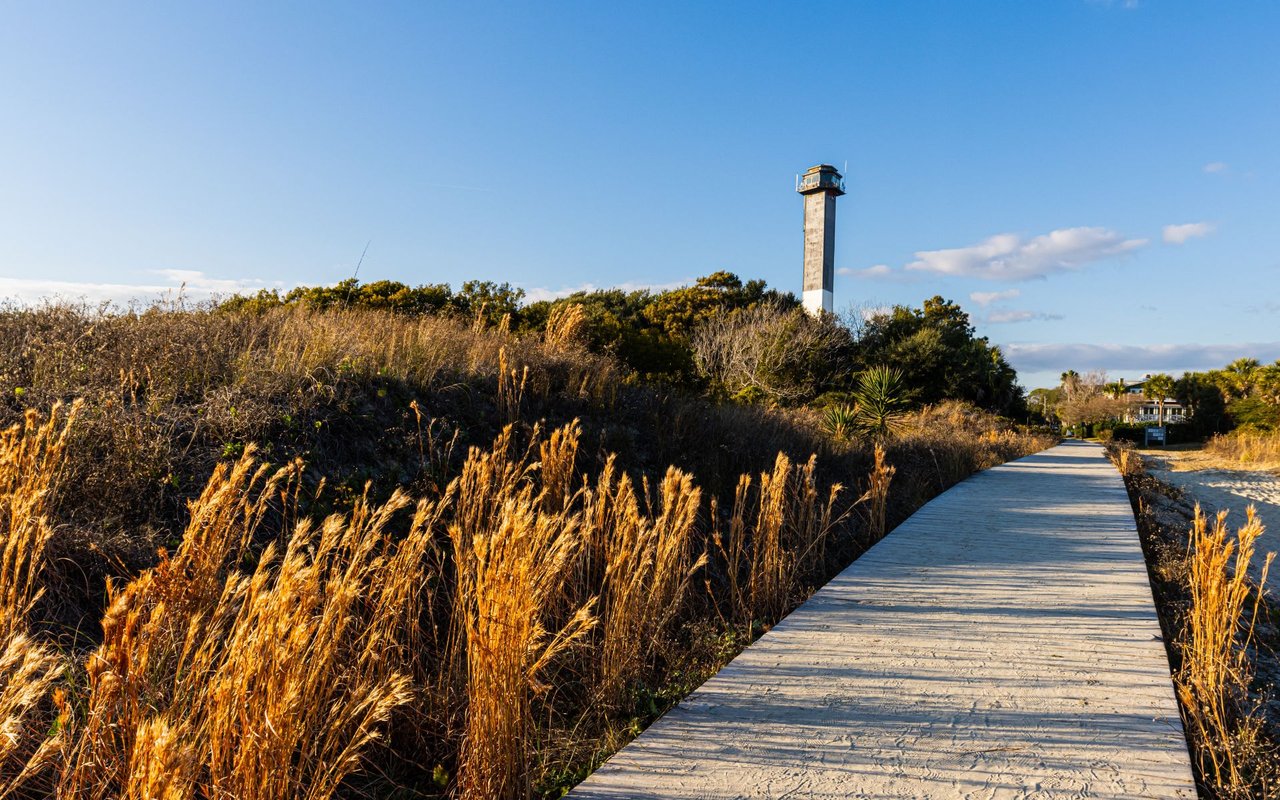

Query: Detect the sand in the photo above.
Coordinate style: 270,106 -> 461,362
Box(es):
1144,447 -> 1280,585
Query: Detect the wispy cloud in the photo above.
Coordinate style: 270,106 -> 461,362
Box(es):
969,289 -> 1021,307
836,264 -> 918,283
837,264 -> 891,279
904,227 -> 1147,281
522,279 -> 690,304
1203,161 -> 1228,174
1002,341 -> 1280,373
985,309 -> 1063,324
0,270 -> 283,306
1162,222 -> 1215,244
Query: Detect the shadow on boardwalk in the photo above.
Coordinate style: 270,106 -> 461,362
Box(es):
570,441 -> 1196,799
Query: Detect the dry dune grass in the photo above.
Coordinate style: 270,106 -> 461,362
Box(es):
1114,440 -> 1280,799
0,304 -> 1054,799
1176,506 -> 1275,796
1205,429 -> 1280,469
0,402 -> 78,799
711,453 -> 843,627
59,455 -> 437,799
1,403 -> 964,800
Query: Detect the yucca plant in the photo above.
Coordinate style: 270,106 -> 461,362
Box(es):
851,365 -> 911,441
821,403 -> 860,441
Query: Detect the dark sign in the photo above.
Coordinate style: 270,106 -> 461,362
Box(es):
1145,426 -> 1166,446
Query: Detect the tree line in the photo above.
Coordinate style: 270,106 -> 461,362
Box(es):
220,273 -> 1026,419
1029,359 -> 1280,437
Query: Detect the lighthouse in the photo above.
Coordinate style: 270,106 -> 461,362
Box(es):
797,164 -> 845,315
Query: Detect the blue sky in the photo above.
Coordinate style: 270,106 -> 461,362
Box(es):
1,2 -> 1277,389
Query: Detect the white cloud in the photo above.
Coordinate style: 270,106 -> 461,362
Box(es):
1162,222 -> 1214,244
969,289 -> 1021,307
522,279 -> 690,304
0,270 -> 282,306
985,309 -> 1064,324
904,227 -> 1147,281
840,264 -> 887,278
1203,161 -> 1228,174
837,264 -> 891,279
1002,341 -> 1280,373
837,264 -> 919,283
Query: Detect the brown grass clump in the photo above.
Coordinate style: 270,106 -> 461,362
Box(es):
0,637 -> 67,798
0,402 -> 79,639
1205,429 -> 1280,468
1114,442 -> 1142,477
543,303 -> 589,351
1113,447 -> 1280,800
594,466 -> 705,709
1176,505 -> 1275,794
0,402 -> 78,798
712,453 -> 843,628
859,443 -> 896,542
449,426 -> 596,799
60,451 -> 434,799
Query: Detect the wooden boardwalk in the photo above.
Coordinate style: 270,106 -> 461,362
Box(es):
571,441 -> 1196,799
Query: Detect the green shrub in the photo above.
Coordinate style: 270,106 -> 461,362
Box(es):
1107,422 -> 1195,445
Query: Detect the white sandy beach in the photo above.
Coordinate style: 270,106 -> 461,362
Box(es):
1146,449 -> 1280,586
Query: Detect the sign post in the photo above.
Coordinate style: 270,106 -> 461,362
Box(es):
1144,426 -> 1166,447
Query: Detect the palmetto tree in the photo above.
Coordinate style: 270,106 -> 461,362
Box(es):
1102,381 -> 1127,399
1143,373 -> 1176,423
1223,358 -> 1261,398
1060,370 -> 1082,396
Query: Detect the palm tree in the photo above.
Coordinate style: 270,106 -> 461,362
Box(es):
1102,381 -> 1127,399
1143,373 -> 1175,424
1224,357 -> 1261,398
1060,370 -> 1081,396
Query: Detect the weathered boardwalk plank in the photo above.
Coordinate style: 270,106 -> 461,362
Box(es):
571,441 -> 1196,799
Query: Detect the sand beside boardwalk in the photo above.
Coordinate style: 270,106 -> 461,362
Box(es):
1144,448 -> 1280,586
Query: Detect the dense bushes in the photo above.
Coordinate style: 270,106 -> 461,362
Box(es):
217,277 -> 1026,417
853,296 -> 1023,416
1171,360 -> 1278,436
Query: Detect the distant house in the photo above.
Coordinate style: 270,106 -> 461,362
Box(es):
1118,377 -> 1187,424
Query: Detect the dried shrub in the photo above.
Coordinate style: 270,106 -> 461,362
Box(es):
1177,506 -> 1274,795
